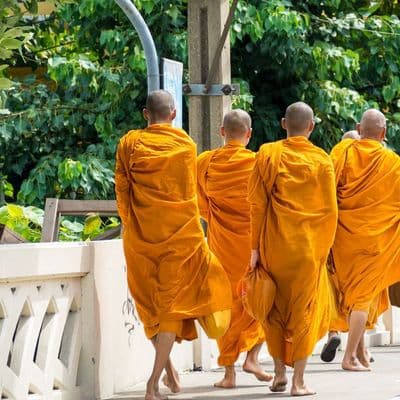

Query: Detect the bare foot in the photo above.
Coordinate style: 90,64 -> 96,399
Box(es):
162,373 -> 181,393
243,359 -> 273,382
342,356 -> 371,372
270,377 -> 288,393
214,366 -> 236,389
214,377 -> 236,389
356,348 -> 370,369
145,393 -> 166,400
291,384 -> 316,396
155,391 -> 168,400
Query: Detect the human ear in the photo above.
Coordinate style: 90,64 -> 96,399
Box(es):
381,127 -> 387,141
171,109 -> 177,121
308,120 -> 315,134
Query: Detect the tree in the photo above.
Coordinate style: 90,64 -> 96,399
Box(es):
0,0 -> 40,204
232,0 -> 400,151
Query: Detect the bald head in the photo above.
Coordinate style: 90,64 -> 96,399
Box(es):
282,102 -> 315,137
342,130 -> 360,141
222,109 -> 252,141
144,90 -> 176,124
358,109 -> 386,140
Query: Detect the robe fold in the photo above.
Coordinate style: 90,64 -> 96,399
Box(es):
115,123 -> 232,341
249,136 -> 338,366
330,139 -> 400,325
197,141 -> 265,366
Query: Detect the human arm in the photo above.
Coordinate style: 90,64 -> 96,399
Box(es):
115,136 -> 131,227
248,151 -> 268,267
196,152 -> 211,221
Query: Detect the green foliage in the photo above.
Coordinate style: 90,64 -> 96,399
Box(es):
17,152 -> 115,206
1,0 -> 188,206
0,203 -> 120,242
231,0 -> 400,152
0,0 -> 39,203
0,203 -> 43,241
0,0 -> 37,88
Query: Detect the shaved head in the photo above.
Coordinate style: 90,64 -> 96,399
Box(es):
358,109 -> 386,139
144,90 -> 176,123
342,130 -> 360,141
223,109 -> 252,139
283,102 -> 314,136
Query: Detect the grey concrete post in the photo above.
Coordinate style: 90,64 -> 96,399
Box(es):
188,0 -> 232,153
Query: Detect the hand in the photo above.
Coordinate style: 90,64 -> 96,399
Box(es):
250,249 -> 260,270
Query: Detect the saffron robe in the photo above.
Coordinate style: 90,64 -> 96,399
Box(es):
249,136 -> 338,366
115,123 -> 232,340
330,139 -> 400,324
197,141 -> 265,366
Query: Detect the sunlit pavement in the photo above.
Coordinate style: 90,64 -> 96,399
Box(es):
111,346 -> 400,400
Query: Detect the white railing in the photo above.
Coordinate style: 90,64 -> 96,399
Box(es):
0,241 -> 194,400
1,240 -> 399,400
0,243 -> 88,400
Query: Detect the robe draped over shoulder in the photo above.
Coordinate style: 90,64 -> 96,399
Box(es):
197,141 -> 265,366
330,139 -> 400,324
115,123 -> 232,340
249,136 -> 338,366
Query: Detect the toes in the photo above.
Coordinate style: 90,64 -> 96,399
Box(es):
291,386 -> 316,396
342,362 -> 371,372
214,380 -> 236,389
255,372 -> 274,382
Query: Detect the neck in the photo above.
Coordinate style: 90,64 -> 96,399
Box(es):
225,137 -> 247,146
147,120 -> 172,126
286,132 -> 309,139
360,134 -> 383,142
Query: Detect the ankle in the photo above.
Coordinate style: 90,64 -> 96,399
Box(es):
146,382 -> 154,395
292,376 -> 304,387
225,366 -> 236,375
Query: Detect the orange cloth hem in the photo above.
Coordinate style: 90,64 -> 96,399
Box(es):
218,337 -> 264,366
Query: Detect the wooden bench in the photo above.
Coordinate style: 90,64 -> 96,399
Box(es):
0,224 -> 27,244
41,198 -> 120,242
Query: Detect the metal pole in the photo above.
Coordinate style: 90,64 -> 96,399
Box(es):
115,0 -> 160,93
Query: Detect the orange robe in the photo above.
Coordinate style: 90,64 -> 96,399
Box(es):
249,136 -> 338,366
197,140 -> 265,366
115,123 -> 232,340
330,138 -> 400,325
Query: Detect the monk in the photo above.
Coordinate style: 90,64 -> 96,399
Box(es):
249,102 -> 338,396
321,128 -> 382,364
197,109 -> 272,388
341,130 -> 360,140
321,130 -> 360,363
115,90 -> 232,400
330,109 -> 400,372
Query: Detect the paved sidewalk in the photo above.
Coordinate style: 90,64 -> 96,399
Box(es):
113,347 -> 400,400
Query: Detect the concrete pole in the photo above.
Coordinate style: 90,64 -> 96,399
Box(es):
188,0 -> 232,152
188,0 -> 233,369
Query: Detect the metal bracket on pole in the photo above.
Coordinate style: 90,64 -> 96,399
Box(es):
183,84 -> 240,96
114,0 -> 160,93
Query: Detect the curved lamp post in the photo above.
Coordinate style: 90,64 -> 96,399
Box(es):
114,0 -> 160,93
